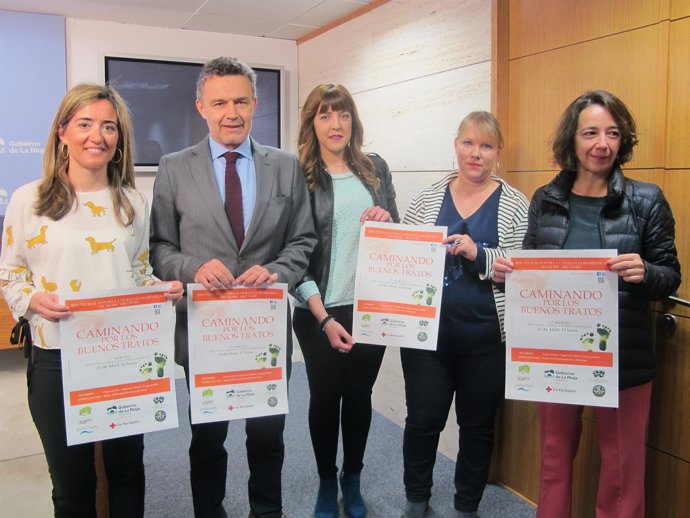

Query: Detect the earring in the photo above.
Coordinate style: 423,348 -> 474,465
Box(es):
61,144 -> 69,159
111,148 -> 123,164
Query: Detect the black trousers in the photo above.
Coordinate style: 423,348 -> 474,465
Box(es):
293,305 -> 385,479
27,347 -> 145,518
182,311 -> 293,518
400,345 -> 505,512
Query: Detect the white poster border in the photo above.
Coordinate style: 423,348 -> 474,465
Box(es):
187,283 -> 289,424
352,221 -> 446,350
59,285 -> 178,445
504,249 -> 619,408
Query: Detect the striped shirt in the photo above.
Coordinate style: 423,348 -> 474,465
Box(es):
403,173 -> 529,341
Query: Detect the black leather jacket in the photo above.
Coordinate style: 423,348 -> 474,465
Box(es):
295,153 -> 399,301
524,168 -> 681,389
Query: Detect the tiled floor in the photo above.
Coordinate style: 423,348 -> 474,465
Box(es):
0,349 -> 52,516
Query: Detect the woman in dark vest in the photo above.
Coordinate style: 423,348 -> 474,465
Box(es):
494,90 -> 681,518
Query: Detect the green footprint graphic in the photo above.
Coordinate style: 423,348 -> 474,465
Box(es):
268,344 -> 280,367
139,362 -> 152,380
425,284 -> 437,306
256,352 -> 268,368
154,352 -> 167,378
412,290 -> 423,305
580,332 -> 595,351
597,324 -> 611,351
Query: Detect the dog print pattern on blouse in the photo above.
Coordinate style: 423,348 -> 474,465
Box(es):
0,181 -> 158,349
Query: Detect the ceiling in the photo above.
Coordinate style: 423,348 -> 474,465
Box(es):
0,0 -> 375,40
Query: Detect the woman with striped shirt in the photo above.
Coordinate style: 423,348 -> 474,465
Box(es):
400,111 -> 528,518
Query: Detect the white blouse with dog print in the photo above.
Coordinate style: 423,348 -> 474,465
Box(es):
0,180 -> 158,349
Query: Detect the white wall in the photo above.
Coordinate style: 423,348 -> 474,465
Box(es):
298,0 -> 492,460
65,18 -> 299,201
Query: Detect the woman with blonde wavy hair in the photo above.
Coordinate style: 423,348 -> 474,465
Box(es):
293,83 -> 399,518
0,83 -> 182,518
401,111 -> 528,518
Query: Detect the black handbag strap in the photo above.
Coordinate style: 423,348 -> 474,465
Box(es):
9,316 -> 32,358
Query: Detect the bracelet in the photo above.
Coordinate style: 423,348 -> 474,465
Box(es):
320,314 -> 335,331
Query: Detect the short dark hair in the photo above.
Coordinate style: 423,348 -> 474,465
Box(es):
552,90 -> 638,171
196,56 -> 257,100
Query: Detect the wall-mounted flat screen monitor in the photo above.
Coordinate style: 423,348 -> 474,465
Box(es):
104,56 -> 282,170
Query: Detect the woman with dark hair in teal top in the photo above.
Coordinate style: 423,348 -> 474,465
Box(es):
293,83 -> 399,518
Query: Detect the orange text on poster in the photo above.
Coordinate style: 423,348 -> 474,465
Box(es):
512,257 -> 611,271
69,378 -> 170,406
511,347 -> 613,367
192,288 -> 283,302
364,226 -> 444,243
195,367 -> 282,388
66,292 -> 168,312
357,300 -> 436,318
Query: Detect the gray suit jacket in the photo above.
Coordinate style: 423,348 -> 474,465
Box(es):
150,137 -> 316,364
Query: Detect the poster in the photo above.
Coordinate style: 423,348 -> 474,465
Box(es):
187,283 -> 288,424
504,250 -> 619,407
352,221 -> 446,349
59,285 -> 178,445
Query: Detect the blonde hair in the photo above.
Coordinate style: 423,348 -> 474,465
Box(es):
456,111 -> 505,149
35,83 -> 136,226
298,84 -> 379,193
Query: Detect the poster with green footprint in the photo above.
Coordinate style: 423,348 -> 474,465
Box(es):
58,285 -> 179,445
504,250 -> 619,408
187,283 -> 289,424
352,221 -> 447,350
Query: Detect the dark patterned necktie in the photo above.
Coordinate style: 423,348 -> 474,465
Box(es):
223,151 -> 244,247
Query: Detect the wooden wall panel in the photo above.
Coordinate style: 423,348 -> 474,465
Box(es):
508,25 -> 663,172
671,0 -> 690,18
665,18 -> 690,169
509,0 -> 663,59
662,170 -> 690,308
648,312 -> 690,461
298,0 -> 490,105
494,400 -> 539,501
646,447 -> 690,518
0,302 -> 16,350
504,170 -> 558,201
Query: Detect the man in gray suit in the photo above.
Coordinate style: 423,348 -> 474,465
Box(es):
150,57 -> 316,518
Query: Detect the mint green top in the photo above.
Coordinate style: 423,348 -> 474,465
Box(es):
295,172 -> 373,308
